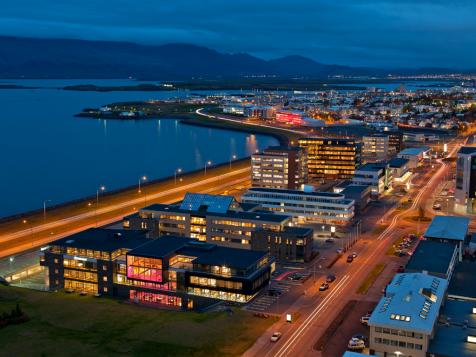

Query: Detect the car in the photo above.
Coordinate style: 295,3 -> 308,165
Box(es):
288,273 -> 303,281
360,315 -> 370,325
319,282 -> 329,291
326,274 -> 336,283
325,238 -> 334,243
407,198 -> 413,203
353,334 -> 368,344
347,337 -> 365,351
270,332 -> 282,342
397,265 -> 405,273
346,255 -> 354,263
351,252 -> 357,258
433,203 -> 442,210
268,289 -> 282,297
336,248 -> 344,254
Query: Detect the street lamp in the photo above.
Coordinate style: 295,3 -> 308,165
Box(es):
96,186 -> 105,226
138,176 -> 147,193
174,168 -> 182,185
204,160 -> 212,175
43,199 -> 51,221
229,154 -> 237,170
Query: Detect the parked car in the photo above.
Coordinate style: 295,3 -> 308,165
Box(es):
268,289 -> 282,297
347,337 -> 365,351
346,255 -> 354,263
397,265 -> 405,273
351,252 -> 357,258
326,274 -> 336,283
319,282 -> 330,291
433,203 -> 442,210
336,248 -> 344,255
325,238 -> 334,243
270,332 -> 282,342
353,334 -> 368,344
288,273 -> 303,281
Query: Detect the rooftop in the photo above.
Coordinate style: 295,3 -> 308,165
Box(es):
356,162 -> 387,172
398,146 -> 431,156
458,146 -> 476,155
263,145 -> 304,152
341,184 -> 371,196
405,240 -> 457,277
179,193 -> 234,214
387,157 -> 409,168
51,228 -> 149,253
448,260 -> 476,301
369,273 -> 447,334
244,187 -> 347,199
428,299 -> 476,357
424,215 -> 469,242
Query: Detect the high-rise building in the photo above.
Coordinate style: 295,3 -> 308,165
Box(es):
386,130 -> 403,154
298,137 -> 361,180
362,134 -> 390,162
454,146 -> 476,214
251,146 -> 308,189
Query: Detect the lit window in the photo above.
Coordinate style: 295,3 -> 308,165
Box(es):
103,276 -> 108,282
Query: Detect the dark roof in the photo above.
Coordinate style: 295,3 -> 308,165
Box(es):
448,260 -> 476,300
245,187 -> 346,198
52,228 -> 149,252
180,244 -> 267,270
264,145 -> 304,152
405,240 -> 456,276
387,157 -> 409,168
341,184 -> 371,195
458,146 -> 476,155
128,236 -> 268,270
356,163 -> 387,171
142,203 -> 289,223
428,299 -> 476,357
127,236 -> 192,258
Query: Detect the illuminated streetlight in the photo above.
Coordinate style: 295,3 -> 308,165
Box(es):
204,161 -> 212,175
138,176 -> 147,193
174,168 -> 182,185
229,154 -> 237,169
43,199 -> 51,221
95,186 -> 106,226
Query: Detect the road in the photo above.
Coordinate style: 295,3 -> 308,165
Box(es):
244,139 -> 463,357
0,165 -> 251,258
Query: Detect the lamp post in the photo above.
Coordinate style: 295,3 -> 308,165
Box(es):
138,176 -> 147,193
96,186 -> 105,226
229,155 -> 237,170
204,160 -> 212,175
174,168 -> 182,185
43,199 -> 51,222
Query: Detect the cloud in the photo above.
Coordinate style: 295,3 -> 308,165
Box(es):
0,0 -> 475,68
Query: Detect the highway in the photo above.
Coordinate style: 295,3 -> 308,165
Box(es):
245,139 -> 463,357
0,165 -> 251,258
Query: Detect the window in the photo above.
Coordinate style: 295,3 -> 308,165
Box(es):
54,258 -> 59,264
407,342 -> 414,349
103,276 -> 108,282
375,327 -> 382,333
54,269 -> 59,274
415,344 -> 423,350
103,287 -> 108,293
399,341 -> 406,348
103,265 -> 108,271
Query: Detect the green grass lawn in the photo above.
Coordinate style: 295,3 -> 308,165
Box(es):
356,263 -> 386,295
0,286 -> 275,357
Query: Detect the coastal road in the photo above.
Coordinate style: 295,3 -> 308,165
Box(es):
0,165 -> 251,258
245,138 -> 464,357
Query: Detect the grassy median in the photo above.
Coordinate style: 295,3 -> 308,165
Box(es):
0,286 -> 274,357
356,263 -> 386,295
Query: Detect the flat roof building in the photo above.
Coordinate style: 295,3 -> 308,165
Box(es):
362,134 -> 391,163
241,187 -> 355,225
397,147 -> 431,168
369,273 -> 448,357
251,146 -> 307,190
454,146 -> 476,215
298,137 -> 362,181
352,162 -> 392,196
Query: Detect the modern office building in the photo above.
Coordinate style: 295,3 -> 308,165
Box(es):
340,184 -> 371,213
241,187 -> 355,225
244,106 -> 275,120
386,130 -> 403,155
41,229 -> 274,309
251,146 -> 308,190
123,193 -> 312,262
362,134 -> 391,163
423,215 -> 469,262
369,273 -> 448,357
298,137 -> 362,180
454,146 -> 476,214
275,110 -> 304,125
352,163 -> 392,196
387,157 -> 411,183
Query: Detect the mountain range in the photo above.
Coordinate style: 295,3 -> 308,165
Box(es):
0,36 -> 470,79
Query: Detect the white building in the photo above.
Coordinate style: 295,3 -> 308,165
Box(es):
397,147 -> 431,169
241,187 -> 354,225
369,273 -> 448,357
352,163 -> 391,196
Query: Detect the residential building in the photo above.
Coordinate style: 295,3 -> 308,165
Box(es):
298,137 -> 362,180
123,193 -> 312,262
362,134 -> 391,162
454,146 -> 476,214
369,273 -> 448,357
423,215 -> 469,262
251,146 -> 308,190
352,163 -> 392,196
40,230 -> 274,309
241,187 -> 355,225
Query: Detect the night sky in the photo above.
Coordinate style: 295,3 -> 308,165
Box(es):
1,0 -> 475,68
